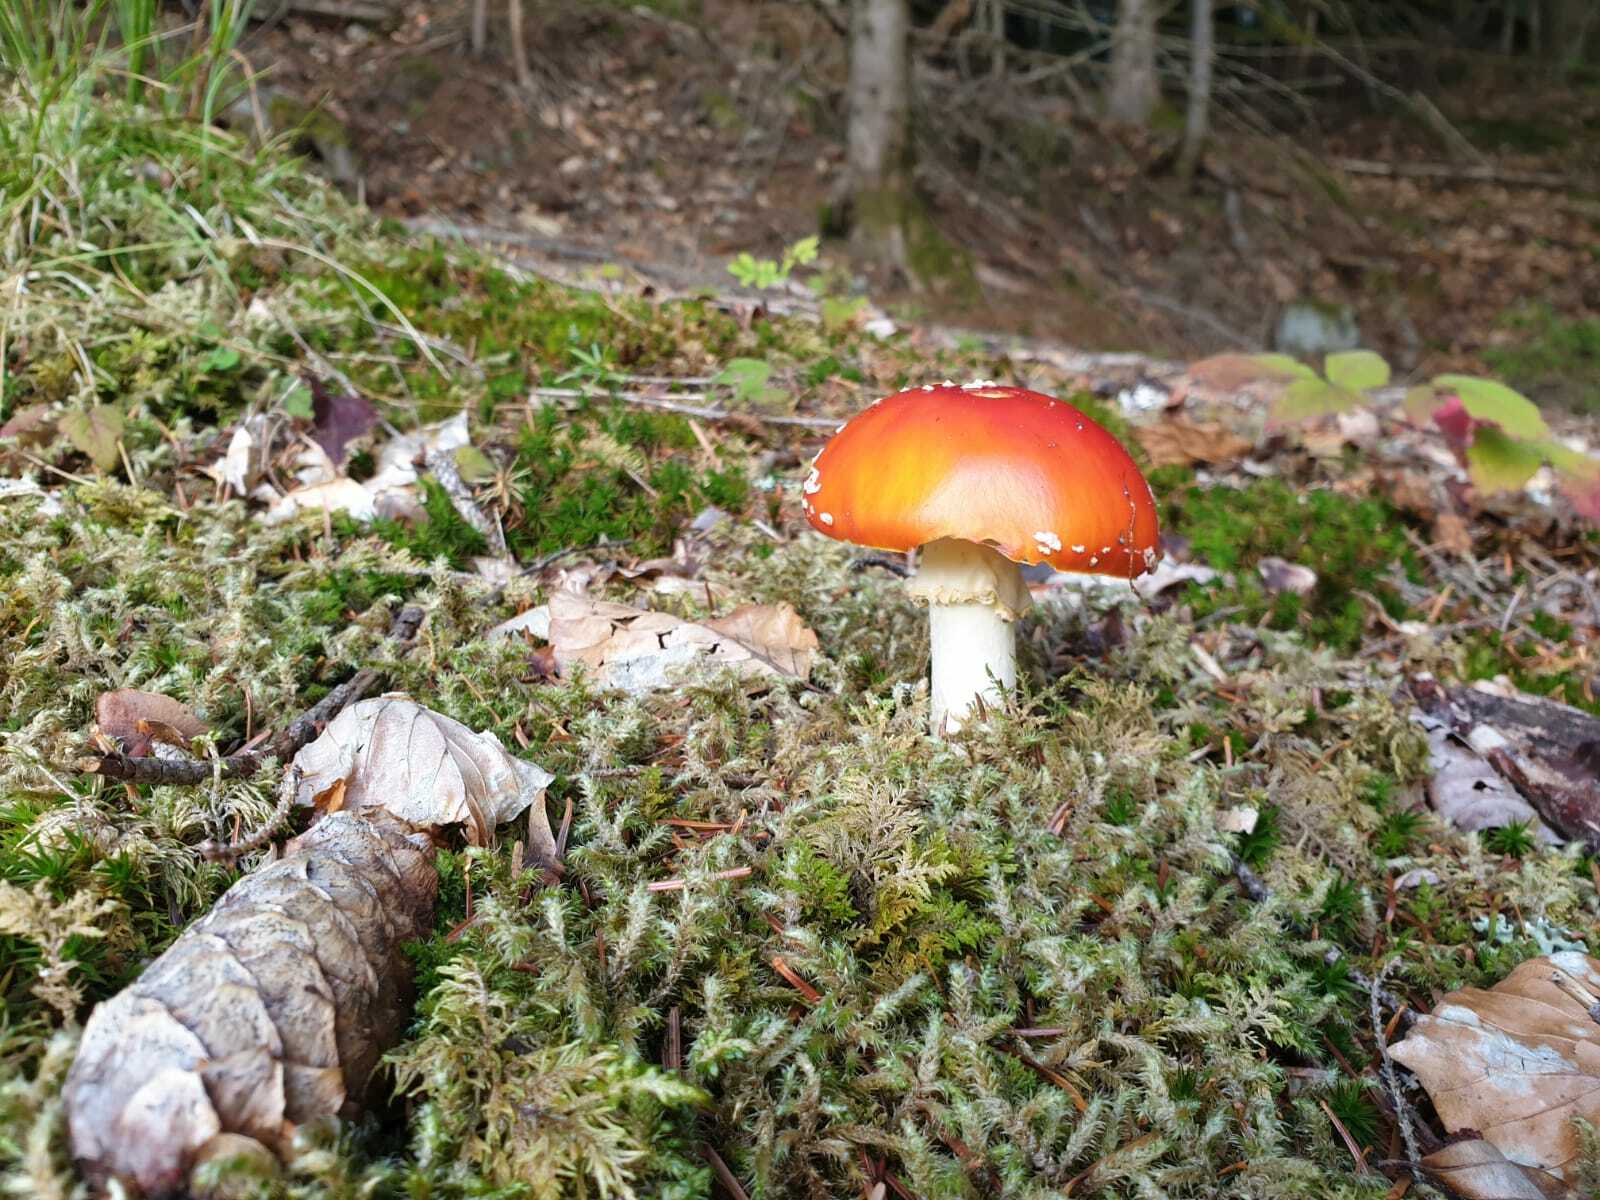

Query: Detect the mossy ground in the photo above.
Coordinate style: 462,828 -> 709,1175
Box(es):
3,90 -> 1600,1199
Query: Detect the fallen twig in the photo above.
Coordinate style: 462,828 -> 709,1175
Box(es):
1371,959 -> 1430,1185
86,607 -> 424,786
529,386 -> 840,429
195,767 -> 301,863
1332,157 -> 1595,191
647,866 -> 753,893
701,1143 -> 750,1200
425,443 -> 507,556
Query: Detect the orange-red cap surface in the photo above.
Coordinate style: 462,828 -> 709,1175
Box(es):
801,382 -> 1160,577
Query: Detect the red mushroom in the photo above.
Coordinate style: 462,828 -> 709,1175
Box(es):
803,381 -> 1160,733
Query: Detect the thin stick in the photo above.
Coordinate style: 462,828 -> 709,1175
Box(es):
87,608 -> 423,785
1332,157 -> 1592,190
195,768 -> 301,862
1372,959 -> 1426,1183
647,866 -> 753,893
701,1144 -> 750,1200
529,387 -> 840,429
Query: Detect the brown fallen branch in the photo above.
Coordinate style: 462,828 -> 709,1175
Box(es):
1411,679 -> 1600,853
84,607 -> 423,786
281,0 -> 394,22
1333,157 -> 1596,192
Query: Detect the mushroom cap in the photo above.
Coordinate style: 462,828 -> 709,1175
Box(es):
802,382 -> 1160,578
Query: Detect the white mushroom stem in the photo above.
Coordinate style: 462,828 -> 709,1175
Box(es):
906,538 -> 1032,735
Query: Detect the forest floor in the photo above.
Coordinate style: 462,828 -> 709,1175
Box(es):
248,0 -> 1600,409
4,9 -> 1600,1200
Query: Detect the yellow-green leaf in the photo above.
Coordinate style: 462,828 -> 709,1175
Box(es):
60,405 -> 125,472
1434,375 -> 1548,440
454,446 -> 496,484
1271,377 -> 1360,422
1249,353 -> 1318,381
1466,428 -> 1543,494
1323,350 -> 1390,392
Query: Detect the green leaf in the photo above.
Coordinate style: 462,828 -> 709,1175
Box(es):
282,381 -> 314,419
201,345 -> 241,373
1466,427 -> 1543,494
782,235 -> 820,270
1271,377 -> 1360,422
454,445 -> 496,484
820,296 -> 865,333
60,405 -> 125,472
1543,442 -> 1594,476
1433,375 -> 1548,440
1323,350 -> 1390,392
1249,353 -> 1318,380
715,358 -> 773,405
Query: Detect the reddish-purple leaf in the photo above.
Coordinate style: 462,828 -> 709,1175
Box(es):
1430,394 -> 1477,455
307,376 -> 377,467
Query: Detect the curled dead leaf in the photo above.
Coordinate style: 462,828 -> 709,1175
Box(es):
1390,952 -> 1600,1182
1413,713 -> 1558,843
547,591 -> 818,694
289,697 -> 556,858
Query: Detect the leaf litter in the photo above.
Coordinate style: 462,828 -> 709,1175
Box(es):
7,77 -> 1600,1200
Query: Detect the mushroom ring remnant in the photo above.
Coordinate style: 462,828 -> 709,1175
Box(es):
802,381 -> 1160,733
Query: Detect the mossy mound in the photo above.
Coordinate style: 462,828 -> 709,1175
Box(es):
3,85 -> 1600,1200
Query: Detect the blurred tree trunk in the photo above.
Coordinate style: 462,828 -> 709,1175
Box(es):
509,0 -> 532,90
1543,0 -> 1592,74
1176,0 -> 1213,184
1107,0 -> 1159,124
471,0 -> 488,56
842,0 -> 913,271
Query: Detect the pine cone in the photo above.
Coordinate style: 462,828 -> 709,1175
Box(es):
66,811 -> 437,1197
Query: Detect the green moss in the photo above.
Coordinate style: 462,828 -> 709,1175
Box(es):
1459,628 -> 1600,715
1163,480 -> 1420,651
10,75 -> 1600,1200
371,479 -> 488,569
1483,302 -> 1600,412
497,401 -> 749,559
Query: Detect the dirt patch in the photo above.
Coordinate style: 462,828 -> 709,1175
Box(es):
246,1 -> 1600,392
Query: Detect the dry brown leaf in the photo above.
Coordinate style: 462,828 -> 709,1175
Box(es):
547,591 -> 817,694
95,690 -> 208,757
1182,353 -> 1302,392
290,697 -> 555,858
1390,952 -> 1600,1182
0,404 -> 55,446
1420,1139 -> 1568,1200
1133,417 -> 1252,468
